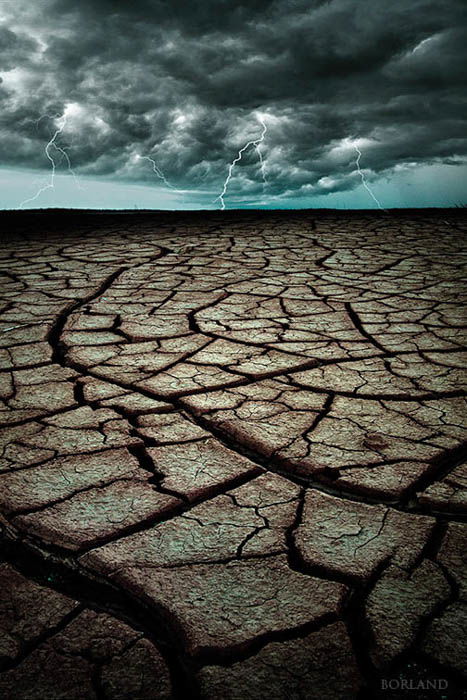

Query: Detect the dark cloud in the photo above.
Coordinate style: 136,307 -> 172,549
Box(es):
0,26 -> 38,71
0,0 -> 466,203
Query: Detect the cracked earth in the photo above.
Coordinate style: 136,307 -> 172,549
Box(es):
0,209 -> 466,699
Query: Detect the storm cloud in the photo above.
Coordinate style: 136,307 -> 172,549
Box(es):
0,0 -> 466,206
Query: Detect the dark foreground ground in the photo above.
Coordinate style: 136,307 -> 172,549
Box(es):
0,209 -> 466,699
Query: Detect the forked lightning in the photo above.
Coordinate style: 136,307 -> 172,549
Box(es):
216,115 -> 268,210
20,113 -> 78,208
138,155 -> 174,189
353,144 -> 385,211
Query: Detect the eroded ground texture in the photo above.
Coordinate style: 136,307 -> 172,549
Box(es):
0,209 -> 466,699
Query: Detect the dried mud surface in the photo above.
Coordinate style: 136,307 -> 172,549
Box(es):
0,209 -> 466,699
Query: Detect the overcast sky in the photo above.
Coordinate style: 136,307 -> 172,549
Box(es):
0,0 -> 466,210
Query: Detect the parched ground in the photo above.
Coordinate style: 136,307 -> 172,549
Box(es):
0,209 -> 466,699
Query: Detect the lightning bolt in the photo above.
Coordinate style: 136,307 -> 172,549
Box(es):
34,112 -> 81,189
19,113 -> 79,208
138,155 -> 175,189
216,115 -> 268,210
255,142 -> 267,190
353,144 -> 385,211
53,143 -> 81,190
